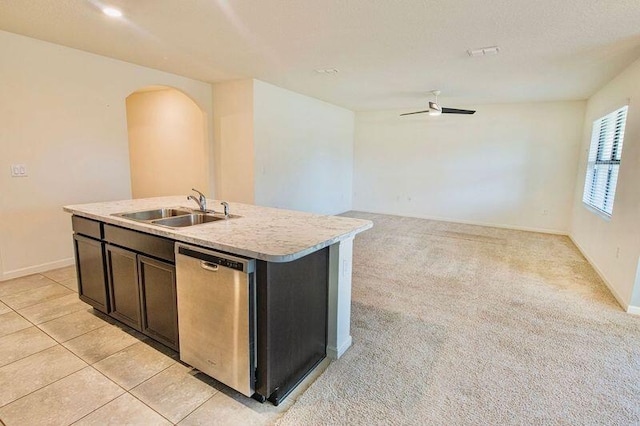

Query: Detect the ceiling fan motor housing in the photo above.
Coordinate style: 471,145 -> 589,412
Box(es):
399,92 -> 475,116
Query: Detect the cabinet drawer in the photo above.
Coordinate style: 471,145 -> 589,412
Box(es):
104,224 -> 174,263
72,216 -> 103,240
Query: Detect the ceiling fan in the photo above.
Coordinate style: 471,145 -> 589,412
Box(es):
400,90 -> 476,116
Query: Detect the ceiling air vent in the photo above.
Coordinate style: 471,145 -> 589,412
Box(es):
314,68 -> 339,74
467,46 -> 500,57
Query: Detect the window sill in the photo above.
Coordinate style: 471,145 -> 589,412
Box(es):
582,203 -> 612,222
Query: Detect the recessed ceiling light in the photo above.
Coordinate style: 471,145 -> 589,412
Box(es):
102,7 -> 123,18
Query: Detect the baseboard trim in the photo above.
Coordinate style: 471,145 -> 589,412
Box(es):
567,235 -> 629,311
626,306 -> 640,315
348,209 -> 568,236
327,335 -> 352,360
1,257 -> 75,281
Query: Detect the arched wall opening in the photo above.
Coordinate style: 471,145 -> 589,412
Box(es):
126,86 -> 209,198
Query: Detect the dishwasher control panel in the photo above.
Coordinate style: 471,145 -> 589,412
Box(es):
177,246 -> 248,272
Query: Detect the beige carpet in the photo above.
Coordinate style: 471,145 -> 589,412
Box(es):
277,212 -> 640,425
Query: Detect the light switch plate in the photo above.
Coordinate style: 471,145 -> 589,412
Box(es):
10,164 -> 28,177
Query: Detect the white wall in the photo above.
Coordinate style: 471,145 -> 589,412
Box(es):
570,57 -> 640,310
212,79 -> 354,215
0,30 -> 213,280
212,79 -> 255,204
253,80 -> 354,215
354,102 -> 586,233
126,88 -> 209,199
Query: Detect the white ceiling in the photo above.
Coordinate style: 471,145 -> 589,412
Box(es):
1,0 -> 640,111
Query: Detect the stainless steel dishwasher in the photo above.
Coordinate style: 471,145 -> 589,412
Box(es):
175,243 -> 256,397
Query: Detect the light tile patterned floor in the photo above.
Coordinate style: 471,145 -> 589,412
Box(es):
0,266 -> 322,425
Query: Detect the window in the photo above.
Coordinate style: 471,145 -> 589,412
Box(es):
582,105 -> 628,218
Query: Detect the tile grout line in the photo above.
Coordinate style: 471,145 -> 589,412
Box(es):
172,385 -> 222,425
13,300 -> 90,327
0,341 -> 59,371
126,390 -> 179,425
91,361 -> 181,425
1,287 -> 78,312
0,273 -> 62,298
26,301 -> 113,346
36,307 -> 96,330
123,352 -> 226,423
84,339 -> 143,367
3,303 -> 39,330
0,355 -> 89,409
127,361 -> 177,393
56,322 -> 112,345
67,365 -> 131,426
0,322 -> 32,340
1,303 -> 25,319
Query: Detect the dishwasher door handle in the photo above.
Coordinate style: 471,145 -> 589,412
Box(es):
200,261 -> 219,272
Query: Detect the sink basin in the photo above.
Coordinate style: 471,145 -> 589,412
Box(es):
118,208 -> 191,221
114,207 -> 237,228
153,214 -> 224,228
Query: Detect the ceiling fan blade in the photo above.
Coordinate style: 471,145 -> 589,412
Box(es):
399,110 -> 430,116
441,107 -> 476,114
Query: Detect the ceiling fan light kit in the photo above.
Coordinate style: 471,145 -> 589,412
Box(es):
428,102 -> 442,116
400,90 -> 476,117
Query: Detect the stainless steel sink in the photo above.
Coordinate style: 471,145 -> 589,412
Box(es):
114,207 -> 237,228
117,208 -> 191,221
153,214 -> 223,228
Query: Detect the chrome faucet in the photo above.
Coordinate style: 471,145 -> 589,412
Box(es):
187,188 -> 207,212
221,201 -> 230,219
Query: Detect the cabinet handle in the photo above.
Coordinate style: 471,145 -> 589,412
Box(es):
200,261 -> 219,272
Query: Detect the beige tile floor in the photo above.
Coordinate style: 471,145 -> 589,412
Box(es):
0,266 -> 326,425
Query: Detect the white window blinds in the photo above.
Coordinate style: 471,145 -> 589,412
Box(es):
582,105 -> 628,217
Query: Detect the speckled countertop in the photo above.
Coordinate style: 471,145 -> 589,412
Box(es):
64,196 -> 372,262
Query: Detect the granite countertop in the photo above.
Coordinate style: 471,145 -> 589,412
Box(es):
64,196 -> 373,262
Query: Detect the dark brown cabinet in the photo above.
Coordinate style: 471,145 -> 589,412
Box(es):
105,245 -> 178,350
106,244 -> 142,330
102,225 -> 178,350
73,217 -> 178,350
73,234 -> 109,313
139,255 -> 178,350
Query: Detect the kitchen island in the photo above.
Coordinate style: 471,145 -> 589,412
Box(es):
64,196 -> 372,404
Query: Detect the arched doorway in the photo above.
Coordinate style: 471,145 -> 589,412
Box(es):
126,86 -> 208,198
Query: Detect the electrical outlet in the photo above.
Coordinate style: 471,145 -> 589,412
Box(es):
10,164 -> 28,177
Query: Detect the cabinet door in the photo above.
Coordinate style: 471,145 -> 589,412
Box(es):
106,244 -> 142,330
138,256 -> 178,350
73,234 -> 108,313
